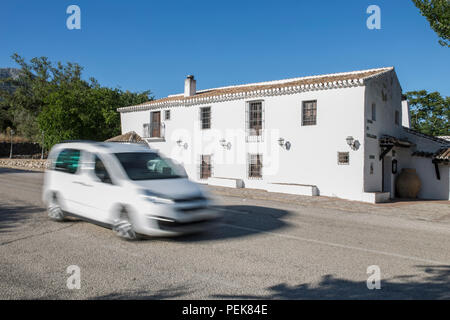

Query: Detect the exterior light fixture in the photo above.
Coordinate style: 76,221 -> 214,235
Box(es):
219,139 -> 231,150
278,138 -> 291,150
345,136 -> 361,151
392,159 -> 398,174
346,136 -> 359,150
176,138 -> 188,149
346,136 -> 354,147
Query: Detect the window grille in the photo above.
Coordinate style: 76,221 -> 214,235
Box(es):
246,101 -> 264,142
302,100 -> 317,126
248,153 -> 263,179
338,152 -> 350,165
200,107 -> 211,130
199,154 -> 212,179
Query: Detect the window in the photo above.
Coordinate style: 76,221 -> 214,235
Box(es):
200,107 -> 211,130
338,152 -> 350,165
94,155 -> 112,184
54,149 -> 81,174
371,103 -> 376,121
165,110 -> 171,121
302,100 -> 317,126
114,152 -> 187,181
200,155 -> 212,179
395,110 -> 399,125
248,154 -> 263,179
248,101 -> 263,136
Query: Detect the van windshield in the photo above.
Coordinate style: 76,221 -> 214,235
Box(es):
114,152 -> 187,181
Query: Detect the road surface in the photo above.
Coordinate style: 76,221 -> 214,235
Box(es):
0,167 -> 449,299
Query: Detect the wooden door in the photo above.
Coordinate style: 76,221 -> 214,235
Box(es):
151,111 -> 161,137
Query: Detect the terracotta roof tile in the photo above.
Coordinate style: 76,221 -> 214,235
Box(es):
123,67 -> 392,111
105,131 -> 145,143
434,147 -> 450,161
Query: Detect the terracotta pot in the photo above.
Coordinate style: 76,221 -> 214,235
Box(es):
395,168 -> 421,199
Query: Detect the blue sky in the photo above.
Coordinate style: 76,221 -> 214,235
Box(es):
0,0 -> 448,99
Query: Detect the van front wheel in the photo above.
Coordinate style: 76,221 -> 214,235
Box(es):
112,208 -> 138,240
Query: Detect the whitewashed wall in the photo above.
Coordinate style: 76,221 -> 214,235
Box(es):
363,70 -> 404,194
121,86 -> 367,201
397,133 -> 449,200
363,70 -> 449,200
120,71 -> 449,201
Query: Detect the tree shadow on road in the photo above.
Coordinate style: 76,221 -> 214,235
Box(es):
213,265 -> 450,300
170,205 -> 291,243
0,202 -> 43,233
90,286 -> 189,300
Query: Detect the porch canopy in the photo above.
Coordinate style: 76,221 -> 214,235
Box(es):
105,131 -> 146,143
432,147 -> 450,165
379,135 -> 413,160
411,147 -> 450,180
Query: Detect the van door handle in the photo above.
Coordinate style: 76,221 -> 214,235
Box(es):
73,181 -> 93,187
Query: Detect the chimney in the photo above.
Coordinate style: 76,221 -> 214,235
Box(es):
401,96 -> 411,128
184,75 -> 196,97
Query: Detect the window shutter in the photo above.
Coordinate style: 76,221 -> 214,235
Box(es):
245,102 -> 249,142
197,154 -> 201,179
246,153 -> 250,178
259,154 -> 263,177
261,101 -> 265,142
210,154 -> 214,178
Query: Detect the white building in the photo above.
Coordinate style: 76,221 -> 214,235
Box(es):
118,67 -> 449,203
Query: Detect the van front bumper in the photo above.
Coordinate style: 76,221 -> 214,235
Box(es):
135,207 -> 223,237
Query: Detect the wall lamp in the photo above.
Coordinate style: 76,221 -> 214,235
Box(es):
219,139 -> 232,150
278,138 -> 291,150
346,136 -> 360,151
176,138 -> 188,149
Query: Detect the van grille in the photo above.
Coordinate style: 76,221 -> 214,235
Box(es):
174,196 -> 207,203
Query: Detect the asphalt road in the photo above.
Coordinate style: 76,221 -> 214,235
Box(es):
0,167 -> 449,299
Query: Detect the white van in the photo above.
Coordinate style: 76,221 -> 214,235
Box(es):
42,141 -> 221,239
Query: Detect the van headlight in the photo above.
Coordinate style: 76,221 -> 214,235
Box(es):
139,189 -> 174,205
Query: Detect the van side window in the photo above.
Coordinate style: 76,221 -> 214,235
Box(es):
94,155 -> 112,184
54,149 -> 81,174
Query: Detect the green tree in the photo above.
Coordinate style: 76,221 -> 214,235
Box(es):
412,0 -> 450,47
406,90 -> 449,136
37,79 -> 151,150
0,53 -> 152,148
0,53 -> 84,140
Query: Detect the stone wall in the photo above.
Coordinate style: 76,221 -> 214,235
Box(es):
0,158 -> 48,171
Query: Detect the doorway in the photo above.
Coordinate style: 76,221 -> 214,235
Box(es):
382,156 -> 393,197
151,111 -> 161,137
